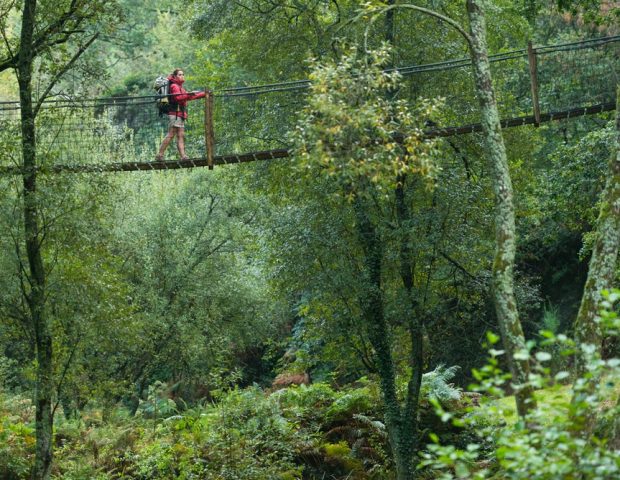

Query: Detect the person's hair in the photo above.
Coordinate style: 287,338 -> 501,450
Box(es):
172,68 -> 184,77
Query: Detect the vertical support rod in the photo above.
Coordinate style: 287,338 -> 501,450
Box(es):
204,89 -> 215,170
527,41 -> 541,127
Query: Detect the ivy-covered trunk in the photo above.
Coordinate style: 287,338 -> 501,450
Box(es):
395,179 -> 425,477
353,196 -> 414,480
387,6 -> 424,470
18,1 -> 54,479
466,0 -> 536,417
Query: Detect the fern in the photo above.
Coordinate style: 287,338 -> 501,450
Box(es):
421,365 -> 462,403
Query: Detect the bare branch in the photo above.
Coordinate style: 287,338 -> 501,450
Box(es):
34,33 -> 99,116
362,4 -> 472,53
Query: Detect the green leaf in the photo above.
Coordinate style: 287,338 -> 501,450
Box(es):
486,331 -> 500,345
535,351 -> 552,362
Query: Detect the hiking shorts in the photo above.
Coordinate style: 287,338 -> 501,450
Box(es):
168,115 -> 185,129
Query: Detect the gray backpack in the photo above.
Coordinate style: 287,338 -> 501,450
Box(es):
153,76 -> 170,116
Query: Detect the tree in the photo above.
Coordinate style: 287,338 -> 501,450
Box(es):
572,95 -> 620,357
464,0 -> 537,416
570,88 -> 620,433
0,1 -> 117,478
292,45 -> 442,479
351,0 -> 537,420
109,171 -> 288,407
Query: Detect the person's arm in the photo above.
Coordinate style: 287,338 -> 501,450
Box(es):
189,90 -> 206,101
169,83 -> 196,103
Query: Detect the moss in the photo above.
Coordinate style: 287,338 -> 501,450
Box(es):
322,441 -> 365,473
574,85 -> 620,358
467,0 -> 536,417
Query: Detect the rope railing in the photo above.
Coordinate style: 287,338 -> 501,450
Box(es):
0,35 -> 617,174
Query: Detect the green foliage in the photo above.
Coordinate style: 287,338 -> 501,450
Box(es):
107,170 -> 289,400
555,0 -> 620,25
105,387 -> 305,479
292,45 -> 441,200
2,1 -> 619,478
18,381 -> 387,478
540,303 -> 561,334
273,381 -> 389,477
136,381 -> 178,419
419,290 -> 620,479
325,386 -> 377,423
0,355 -> 18,388
323,441 -> 365,474
0,392 -> 35,480
420,365 -> 463,404
537,124 -> 614,243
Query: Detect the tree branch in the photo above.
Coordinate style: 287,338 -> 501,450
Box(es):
34,32 -> 99,116
364,4 -> 471,50
52,341 -> 80,417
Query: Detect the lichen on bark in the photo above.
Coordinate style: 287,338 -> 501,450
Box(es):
466,0 -> 536,417
574,86 -> 620,371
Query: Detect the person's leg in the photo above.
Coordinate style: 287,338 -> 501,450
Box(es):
176,127 -> 187,159
156,125 -> 177,160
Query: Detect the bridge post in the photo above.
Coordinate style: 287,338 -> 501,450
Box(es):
527,41 -> 541,127
204,90 -> 215,170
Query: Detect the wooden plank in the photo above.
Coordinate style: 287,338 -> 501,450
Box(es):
425,102 -> 615,138
527,41 -> 541,127
205,90 -> 215,170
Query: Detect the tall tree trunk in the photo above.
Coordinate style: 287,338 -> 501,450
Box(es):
17,1 -> 54,479
380,5 -> 421,477
353,195 -> 413,480
395,178 -> 424,478
466,0 -> 536,417
571,88 -> 620,433
574,86 -> 620,366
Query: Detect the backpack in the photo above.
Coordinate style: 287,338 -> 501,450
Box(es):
153,76 -> 171,116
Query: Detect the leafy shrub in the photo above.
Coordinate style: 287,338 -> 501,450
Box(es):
323,441 -> 365,475
419,289 -> 620,479
135,381 -> 178,419
0,393 -> 35,479
129,387 -> 305,479
273,380 -> 388,477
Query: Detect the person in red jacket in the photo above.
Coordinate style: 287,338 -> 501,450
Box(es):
155,68 -> 206,161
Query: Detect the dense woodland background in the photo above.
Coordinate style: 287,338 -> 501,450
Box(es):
0,0 -> 619,479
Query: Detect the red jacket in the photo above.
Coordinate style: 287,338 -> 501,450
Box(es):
168,75 -> 206,119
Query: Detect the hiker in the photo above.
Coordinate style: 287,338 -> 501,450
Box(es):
155,69 -> 206,161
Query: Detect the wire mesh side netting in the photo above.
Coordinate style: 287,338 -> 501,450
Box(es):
536,39 -> 620,112
213,87 -> 309,157
396,36 -> 619,127
0,96 -> 206,170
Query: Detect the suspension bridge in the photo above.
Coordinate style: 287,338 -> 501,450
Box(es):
0,35 -> 618,174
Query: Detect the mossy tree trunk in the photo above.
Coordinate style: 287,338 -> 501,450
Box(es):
17,2 -> 54,479
466,0 -> 536,417
395,177 -> 425,478
574,87 -> 620,364
571,90 -> 620,432
381,5 -> 424,477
